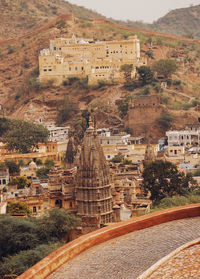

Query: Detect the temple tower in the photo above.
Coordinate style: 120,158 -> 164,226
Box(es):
65,137 -> 76,168
76,123 -> 113,232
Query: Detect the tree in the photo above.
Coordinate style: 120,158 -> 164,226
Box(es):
157,113 -> 173,129
36,167 -> 50,179
8,176 -> 31,189
36,159 -> 54,179
117,99 -> 129,118
44,158 -> 55,169
69,115 -> 88,142
0,118 -> 11,137
3,120 -> 49,153
117,94 -> 132,118
142,160 -> 195,203
0,242 -> 61,278
0,215 -> 37,259
137,66 -> 154,86
145,49 -> 154,59
5,160 -> 20,176
7,201 -> 32,216
57,97 -> 78,124
111,154 -> 123,163
152,59 -> 178,78
120,64 -> 133,86
36,208 -> 80,242
81,109 -> 90,127
35,159 -> 43,166
0,209 -> 80,277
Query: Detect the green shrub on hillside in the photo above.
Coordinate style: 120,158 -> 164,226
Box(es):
157,113 -> 173,129
152,194 -> 200,212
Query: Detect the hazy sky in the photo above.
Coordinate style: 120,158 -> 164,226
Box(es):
67,0 -> 200,23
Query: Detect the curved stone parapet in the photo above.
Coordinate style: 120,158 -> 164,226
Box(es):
17,203 -> 200,279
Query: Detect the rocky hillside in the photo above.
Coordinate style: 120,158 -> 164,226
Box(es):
0,1 -> 200,141
0,0 -> 102,40
1,1 -> 200,40
120,5 -> 200,39
152,4 -> 200,38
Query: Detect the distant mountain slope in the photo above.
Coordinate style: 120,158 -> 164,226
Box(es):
1,1 -> 200,41
120,5 -> 200,39
0,0 -> 102,40
152,4 -> 200,38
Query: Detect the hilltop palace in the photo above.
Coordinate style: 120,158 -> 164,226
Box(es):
39,35 -> 146,85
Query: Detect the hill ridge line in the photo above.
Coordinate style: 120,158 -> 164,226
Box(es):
1,14 -> 200,47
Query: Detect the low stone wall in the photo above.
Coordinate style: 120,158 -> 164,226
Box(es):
17,204 -> 200,279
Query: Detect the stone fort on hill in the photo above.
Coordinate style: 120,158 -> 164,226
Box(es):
128,95 -> 166,135
39,35 -> 146,85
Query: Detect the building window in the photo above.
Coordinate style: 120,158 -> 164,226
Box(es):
3,179 -> 6,185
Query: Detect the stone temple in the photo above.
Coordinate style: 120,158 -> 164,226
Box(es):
48,120 -> 121,233
76,122 -> 114,233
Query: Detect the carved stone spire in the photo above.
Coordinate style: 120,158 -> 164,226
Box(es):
76,125 -> 113,231
65,137 -> 76,168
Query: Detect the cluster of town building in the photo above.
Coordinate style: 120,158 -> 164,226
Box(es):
1,118 -> 200,231
0,119 -> 155,230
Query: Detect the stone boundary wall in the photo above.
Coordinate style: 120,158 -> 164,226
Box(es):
17,204 -> 200,279
138,237 -> 200,279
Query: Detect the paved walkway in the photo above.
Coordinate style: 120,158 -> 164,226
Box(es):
149,244 -> 200,279
47,217 -> 200,279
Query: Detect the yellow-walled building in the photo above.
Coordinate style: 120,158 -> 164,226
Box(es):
39,35 -> 146,85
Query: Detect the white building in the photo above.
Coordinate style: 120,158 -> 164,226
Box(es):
47,125 -> 70,143
98,133 -> 131,146
166,124 -> 200,156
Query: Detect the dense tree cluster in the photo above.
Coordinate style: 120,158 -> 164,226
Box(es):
142,160 -> 197,203
152,59 -> 178,78
0,209 -> 80,278
0,118 -> 49,153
